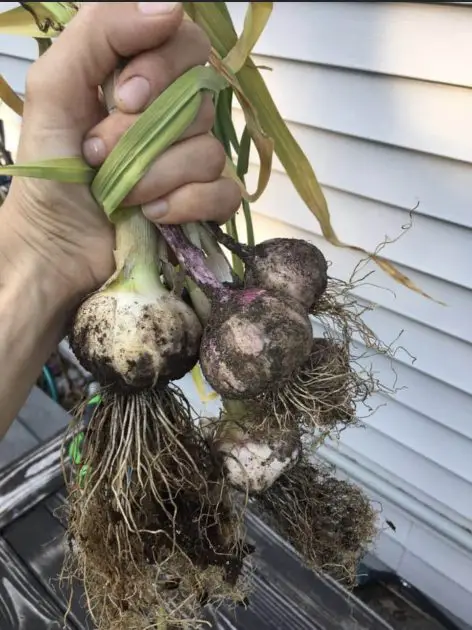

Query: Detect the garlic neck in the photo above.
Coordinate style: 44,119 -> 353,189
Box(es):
110,206 -> 167,298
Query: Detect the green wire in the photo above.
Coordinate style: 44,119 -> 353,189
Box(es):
69,432 -> 84,465
236,127 -> 255,247
41,365 -> 58,402
68,392 -> 102,486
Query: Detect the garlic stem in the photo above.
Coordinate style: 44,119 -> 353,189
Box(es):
186,278 -> 211,325
182,222 -> 202,249
158,224 -> 227,300
198,223 -> 235,284
112,206 -> 167,297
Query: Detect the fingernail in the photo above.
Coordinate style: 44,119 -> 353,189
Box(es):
142,200 -> 169,221
83,137 -> 105,166
116,76 -> 151,112
138,2 -> 179,15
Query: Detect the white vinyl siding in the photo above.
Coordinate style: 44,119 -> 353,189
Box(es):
227,3 -> 472,625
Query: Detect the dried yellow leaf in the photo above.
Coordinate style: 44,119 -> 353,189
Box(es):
0,75 -> 24,117
0,2 -> 75,38
184,2 -> 435,300
224,2 -> 273,74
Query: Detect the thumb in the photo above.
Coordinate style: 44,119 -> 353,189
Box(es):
23,2 -> 183,137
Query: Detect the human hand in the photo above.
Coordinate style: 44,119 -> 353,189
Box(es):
3,2 -> 241,303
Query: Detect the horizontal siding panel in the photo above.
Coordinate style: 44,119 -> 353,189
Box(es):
245,168 -> 472,291
335,467 -> 472,600
3,45 -> 472,163
372,533 -> 405,574
366,353 -> 472,442
361,394 -> 472,485
0,54 -> 29,94
249,55 -> 472,162
359,306 -> 472,397
312,317 -> 472,436
3,2 -> 472,88
0,2 -> 22,14
0,5 -> 38,60
401,524 -> 472,597
0,2 -> 47,67
228,2 -> 472,88
327,427 -> 472,521
0,36 -> 37,62
0,0 -> 37,58
356,488 -> 414,554
334,471 -> 416,569
330,453 -> 472,624
312,322 -> 472,469
325,442 -> 472,536
346,272 -> 472,346
232,110 -> 472,229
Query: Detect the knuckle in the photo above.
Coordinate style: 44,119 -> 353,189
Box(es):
217,179 -> 242,223
79,2 -> 100,19
193,25 -> 212,62
87,113 -> 131,148
226,178 -> 243,209
80,2 -> 97,11
196,94 -> 216,131
74,2 -> 103,33
136,54 -> 172,96
181,21 -> 212,62
207,137 -> 227,175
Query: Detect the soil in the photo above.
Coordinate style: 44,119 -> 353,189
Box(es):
245,237 -> 329,310
200,290 -> 312,399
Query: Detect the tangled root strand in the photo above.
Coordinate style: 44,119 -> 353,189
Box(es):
62,385 -> 249,629
254,459 -> 377,588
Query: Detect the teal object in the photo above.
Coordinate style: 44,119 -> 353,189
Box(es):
41,366 -> 58,402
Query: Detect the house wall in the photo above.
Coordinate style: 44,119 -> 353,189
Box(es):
1,2 -> 471,623
226,3 -> 472,624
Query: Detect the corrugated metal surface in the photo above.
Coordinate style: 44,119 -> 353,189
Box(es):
1,1 -> 471,625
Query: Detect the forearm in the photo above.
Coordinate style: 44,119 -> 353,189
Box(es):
0,214 -> 74,437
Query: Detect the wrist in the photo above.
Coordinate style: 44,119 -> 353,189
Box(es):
0,201 -> 85,313
0,202 -> 80,433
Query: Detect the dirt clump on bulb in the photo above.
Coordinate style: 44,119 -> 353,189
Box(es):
206,410 -> 302,495
70,291 -> 202,392
254,460 -> 377,587
244,238 -> 328,310
200,289 -> 313,399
